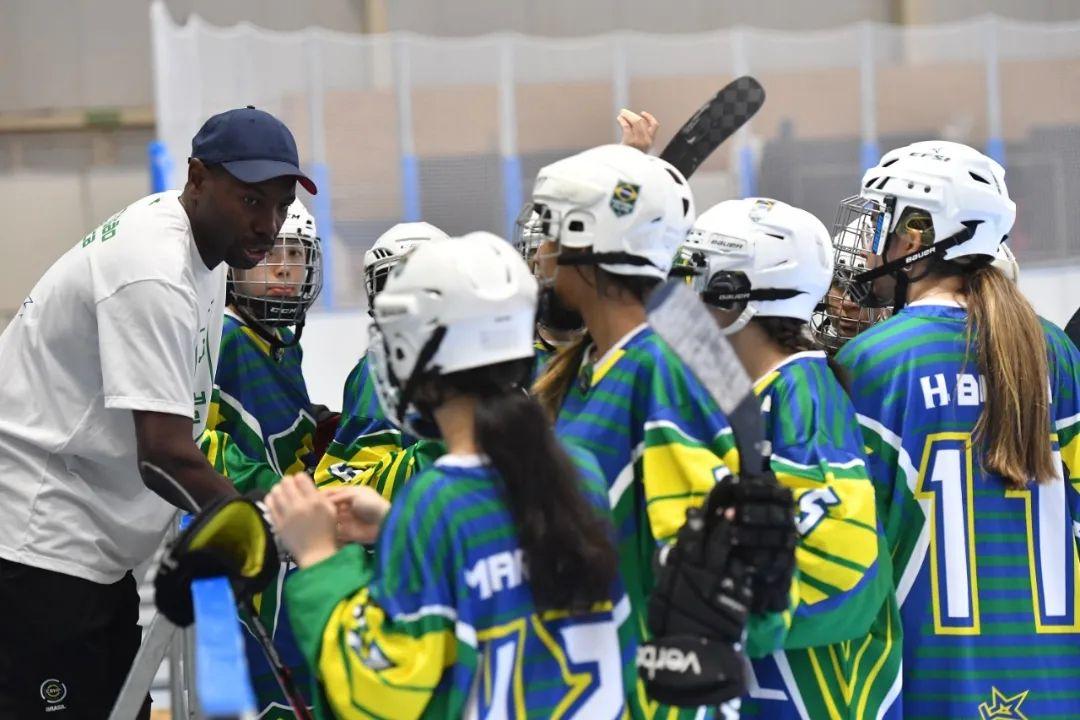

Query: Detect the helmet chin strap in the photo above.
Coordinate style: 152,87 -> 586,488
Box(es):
395,326 -> 448,440
536,286 -> 585,334
233,304 -> 305,356
723,305 -> 757,336
853,221 -> 983,312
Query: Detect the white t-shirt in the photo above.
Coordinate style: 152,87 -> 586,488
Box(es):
0,191 -> 226,584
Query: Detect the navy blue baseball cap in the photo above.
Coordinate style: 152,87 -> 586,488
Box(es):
190,106 -> 317,195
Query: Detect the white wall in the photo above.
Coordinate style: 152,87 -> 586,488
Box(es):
0,168 -> 148,317
1018,262 -> 1080,329
300,309 -> 370,408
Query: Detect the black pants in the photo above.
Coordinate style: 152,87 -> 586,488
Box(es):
0,559 -> 151,719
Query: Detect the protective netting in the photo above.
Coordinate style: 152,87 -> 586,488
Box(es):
151,6 -> 1080,309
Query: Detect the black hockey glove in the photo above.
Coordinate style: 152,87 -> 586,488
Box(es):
154,492 -> 278,626
637,504 -> 752,706
707,472 -> 798,615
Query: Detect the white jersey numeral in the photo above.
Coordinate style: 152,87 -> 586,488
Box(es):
918,435 -> 1080,634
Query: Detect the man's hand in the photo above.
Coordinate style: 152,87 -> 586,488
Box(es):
265,473 -> 338,568
618,109 -> 660,152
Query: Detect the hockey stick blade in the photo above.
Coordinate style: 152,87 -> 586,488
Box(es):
645,280 -> 769,473
659,76 -> 765,179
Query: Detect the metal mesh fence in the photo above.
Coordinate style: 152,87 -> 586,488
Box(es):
151,7 -> 1080,310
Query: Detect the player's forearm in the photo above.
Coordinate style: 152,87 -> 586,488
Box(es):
134,409 -> 238,509
142,444 -> 239,508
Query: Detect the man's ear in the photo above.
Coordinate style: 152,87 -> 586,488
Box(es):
187,158 -> 210,199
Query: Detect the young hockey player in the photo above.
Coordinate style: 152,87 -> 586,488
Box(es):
197,199 -> 323,718
812,218 -> 890,353
312,222 -> 448,496
266,233 -> 631,719
528,144 -> 796,717
516,207 -> 586,375
678,197 -> 893,718
518,108 -> 660,377
201,199 -> 322,487
832,141 -> 1080,718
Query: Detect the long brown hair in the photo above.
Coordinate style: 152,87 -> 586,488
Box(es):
534,334 -> 590,421
963,263 -> 1055,488
532,268 -> 658,420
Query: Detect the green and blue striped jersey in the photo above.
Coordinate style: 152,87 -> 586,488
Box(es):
835,302 -> 1080,719
741,350 -> 893,720
286,448 -> 632,720
313,354 -> 418,491
201,310 -> 315,480
553,324 -> 740,719
197,309 -> 317,718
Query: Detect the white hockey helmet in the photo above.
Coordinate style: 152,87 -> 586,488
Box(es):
992,242 -> 1019,284
860,141 -> 1014,259
367,233 -> 537,436
831,141 -> 1015,309
363,222 -> 450,308
228,198 -> 323,335
678,198 -> 833,335
520,144 -> 695,280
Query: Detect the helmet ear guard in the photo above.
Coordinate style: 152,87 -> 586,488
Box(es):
701,271 -> 751,312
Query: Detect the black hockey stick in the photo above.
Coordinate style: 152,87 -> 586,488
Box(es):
651,75 -> 768,463
644,282 -> 769,473
142,462 -> 315,720
659,75 -> 765,178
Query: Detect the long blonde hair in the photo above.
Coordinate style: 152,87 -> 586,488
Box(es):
533,334 -> 590,421
964,263 -> 1055,488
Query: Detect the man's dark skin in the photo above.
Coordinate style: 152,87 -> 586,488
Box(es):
133,159 -> 297,508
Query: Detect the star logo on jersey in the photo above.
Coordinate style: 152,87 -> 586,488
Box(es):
978,687 -> 1029,720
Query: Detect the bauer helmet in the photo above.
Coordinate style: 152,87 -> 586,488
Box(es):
677,198 -> 833,335
831,140 -> 1015,310
367,233 -> 537,438
363,222 -> 450,312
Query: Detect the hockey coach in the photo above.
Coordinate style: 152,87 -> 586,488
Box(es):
0,107 -> 316,719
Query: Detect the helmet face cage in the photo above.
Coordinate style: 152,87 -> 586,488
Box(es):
228,232 -> 323,328
810,195 -> 893,350
830,195 -> 895,308
367,319 -> 443,440
366,322 -> 405,431
514,202 -> 563,285
363,254 -> 397,309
